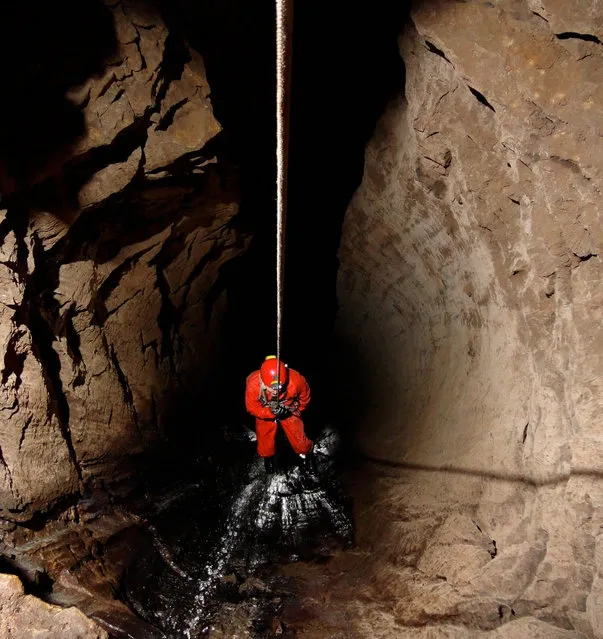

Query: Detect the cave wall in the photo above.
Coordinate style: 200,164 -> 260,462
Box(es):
336,0 -> 603,634
0,0 -> 245,522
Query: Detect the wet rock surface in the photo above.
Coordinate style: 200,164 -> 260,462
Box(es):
0,425 -> 351,638
122,425 -> 352,638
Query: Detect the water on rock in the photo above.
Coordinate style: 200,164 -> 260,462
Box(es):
121,425 -> 353,638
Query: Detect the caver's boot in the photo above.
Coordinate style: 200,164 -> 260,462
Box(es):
299,451 -> 317,474
264,456 -> 275,474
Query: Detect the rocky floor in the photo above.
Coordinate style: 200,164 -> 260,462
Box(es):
0,425 -> 353,638
277,462 -> 592,638
0,424 -> 596,638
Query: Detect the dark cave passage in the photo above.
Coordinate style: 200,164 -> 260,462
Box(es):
0,0 -> 409,637
160,0 -> 410,426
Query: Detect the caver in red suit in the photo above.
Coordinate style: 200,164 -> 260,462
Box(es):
245,356 -> 313,469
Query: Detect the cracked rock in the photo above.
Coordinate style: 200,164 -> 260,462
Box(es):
0,2 -> 245,522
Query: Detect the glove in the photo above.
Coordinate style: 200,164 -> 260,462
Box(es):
271,403 -> 291,419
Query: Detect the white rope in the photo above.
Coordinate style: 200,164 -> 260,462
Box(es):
275,0 -> 292,381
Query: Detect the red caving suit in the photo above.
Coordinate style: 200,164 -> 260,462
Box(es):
245,367 -> 313,458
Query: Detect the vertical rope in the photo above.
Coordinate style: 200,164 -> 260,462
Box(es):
275,0 -> 293,382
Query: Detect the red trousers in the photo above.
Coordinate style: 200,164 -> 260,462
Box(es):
255,416 -> 313,457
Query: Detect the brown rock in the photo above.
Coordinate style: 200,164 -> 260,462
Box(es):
78,147 -> 142,207
0,573 -> 107,638
331,1 -> 603,636
0,2 -> 244,521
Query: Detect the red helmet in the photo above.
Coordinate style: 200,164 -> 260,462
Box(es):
260,355 -> 288,389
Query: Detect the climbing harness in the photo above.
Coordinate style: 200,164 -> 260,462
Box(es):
258,377 -> 300,417
275,0 -> 293,387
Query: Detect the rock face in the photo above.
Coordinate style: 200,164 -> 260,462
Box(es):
0,573 -> 107,638
334,0 -> 603,636
0,1 -> 243,522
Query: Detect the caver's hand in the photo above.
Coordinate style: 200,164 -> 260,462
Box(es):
271,403 -> 291,419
